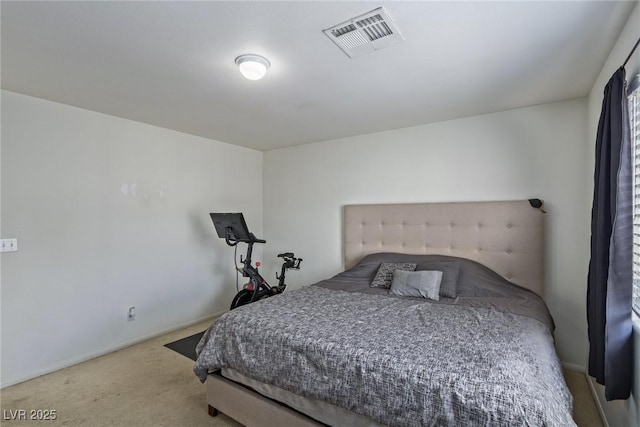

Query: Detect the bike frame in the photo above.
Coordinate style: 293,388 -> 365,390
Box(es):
239,240 -> 277,303
219,220 -> 301,309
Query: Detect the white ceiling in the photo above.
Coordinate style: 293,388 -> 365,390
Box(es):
1,1 -> 636,151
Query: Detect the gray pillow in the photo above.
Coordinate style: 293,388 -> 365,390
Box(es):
389,270 -> 442,300
416,261 -> 460,298
370,262 -> 417,288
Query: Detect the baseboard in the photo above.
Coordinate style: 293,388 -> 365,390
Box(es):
587,375 -> 611,427
0,310 -> 226,389
561,362 -> 586,373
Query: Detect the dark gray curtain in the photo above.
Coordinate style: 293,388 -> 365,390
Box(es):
587,67 -> 633,401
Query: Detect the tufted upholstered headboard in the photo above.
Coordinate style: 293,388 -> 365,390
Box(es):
344,200 -> 545,296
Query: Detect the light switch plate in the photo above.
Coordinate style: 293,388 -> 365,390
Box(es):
1,238 -> 18,252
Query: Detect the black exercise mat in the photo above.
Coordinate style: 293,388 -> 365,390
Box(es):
164,331 -> 205,361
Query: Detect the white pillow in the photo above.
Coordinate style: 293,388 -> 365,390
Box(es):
389,269 -> 442,300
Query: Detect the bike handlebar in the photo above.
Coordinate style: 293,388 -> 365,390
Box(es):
248,232 -> 266,244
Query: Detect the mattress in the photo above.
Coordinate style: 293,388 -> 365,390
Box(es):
195,253 -> 574,426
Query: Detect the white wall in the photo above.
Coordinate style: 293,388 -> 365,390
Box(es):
0,90 -> 263,387
585,3 -> 639,427
263,98 -> 589,368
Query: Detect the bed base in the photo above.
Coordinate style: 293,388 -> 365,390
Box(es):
206,371 -> 324,427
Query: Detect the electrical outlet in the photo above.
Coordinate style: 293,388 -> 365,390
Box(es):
127,306 -> 136,321
1,238 -> 18,253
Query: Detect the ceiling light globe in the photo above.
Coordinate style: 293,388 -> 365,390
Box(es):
235,54 -> 270,81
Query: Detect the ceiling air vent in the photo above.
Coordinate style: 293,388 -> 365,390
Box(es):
323,7 -> 404,58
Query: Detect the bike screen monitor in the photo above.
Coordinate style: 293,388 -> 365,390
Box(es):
210,212 -> 252,243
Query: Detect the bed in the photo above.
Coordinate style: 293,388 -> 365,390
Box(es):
194,200 -> 575,426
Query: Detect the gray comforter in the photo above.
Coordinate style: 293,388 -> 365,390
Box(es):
194,254 -> 575,427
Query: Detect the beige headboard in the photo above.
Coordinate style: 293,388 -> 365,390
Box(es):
344,200 -> 545,296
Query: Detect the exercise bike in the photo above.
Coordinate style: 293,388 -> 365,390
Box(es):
210,212 -> 302,310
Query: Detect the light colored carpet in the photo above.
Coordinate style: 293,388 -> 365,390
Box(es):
0,319 -> 239,427
1,319 -> 603,426
564,369 -> 605,427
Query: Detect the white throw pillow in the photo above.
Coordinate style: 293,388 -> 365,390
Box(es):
389,269 -> 442,300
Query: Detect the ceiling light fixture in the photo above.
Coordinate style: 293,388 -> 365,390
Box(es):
235,54 -> 270,80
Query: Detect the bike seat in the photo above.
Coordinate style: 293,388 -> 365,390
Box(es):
277,252 -> 294,258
